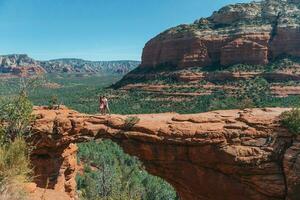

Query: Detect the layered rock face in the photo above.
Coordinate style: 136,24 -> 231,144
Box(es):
141,35 -> 213,68
30,143 -> 77,199
29,106 -> 300,200
271,27 -> 300,58
221,39 -> 269,65
0,54 -> 46,77
141,0 -> 300,68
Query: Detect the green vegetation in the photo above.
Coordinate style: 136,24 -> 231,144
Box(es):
2,74 -> 300,116
48,95 -> 60,109
114,56 -> 300,89
77,140 -> 177,200
280,108 -> 300,136
232,77 -> 270,108
0,94 -> 34,141
0,74 -> 122,113
0,90 -> 33,200
0,137 -> 31,200
201,56 -> 300,73
124,116 -> 140,130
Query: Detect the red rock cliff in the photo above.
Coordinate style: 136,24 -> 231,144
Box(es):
28,106 -> 300,200
141,0 -> 300,68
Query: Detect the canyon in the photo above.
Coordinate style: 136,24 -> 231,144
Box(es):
27,106 -> 300,200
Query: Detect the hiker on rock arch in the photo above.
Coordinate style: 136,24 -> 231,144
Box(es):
99,95 -> 110,115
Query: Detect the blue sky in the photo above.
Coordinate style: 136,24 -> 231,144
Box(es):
0,0 -> 252,61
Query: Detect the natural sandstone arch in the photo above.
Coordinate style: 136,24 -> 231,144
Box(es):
29,106 -> 300,200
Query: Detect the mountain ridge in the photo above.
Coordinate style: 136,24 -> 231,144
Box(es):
0,54 -> 140,77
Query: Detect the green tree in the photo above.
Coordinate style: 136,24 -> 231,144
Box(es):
280,108 -> 300,136
0,92 -> 33,199
232,77 -> 270,108
77,140 -> 177,200
0,94 -> 33,142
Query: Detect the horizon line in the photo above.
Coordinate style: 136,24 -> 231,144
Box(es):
0,53 -> 142,62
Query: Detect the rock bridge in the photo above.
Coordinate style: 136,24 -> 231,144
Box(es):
29,106 -> 300,200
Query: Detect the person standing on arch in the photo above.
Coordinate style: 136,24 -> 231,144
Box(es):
99,95 -> 110,115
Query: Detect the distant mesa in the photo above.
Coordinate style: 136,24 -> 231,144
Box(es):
141,0 -> 300,69
0,54 -> 140,78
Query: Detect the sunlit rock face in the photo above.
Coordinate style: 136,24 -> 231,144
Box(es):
28,106 -> 300,200
141,0 -> 300,69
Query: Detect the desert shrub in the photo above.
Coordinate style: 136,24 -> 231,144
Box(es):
124,116 -> 140,130
233,77 -> 270,106
48,95 -> 60,110
208,96 -> 238,111
0,137 -> 32,200
267,55 -> 300,72
280,108 -> 300,136
0,93 -> 34,142
208,78 -> 270,111
0,85 -> 34,199
227,63 -> 264,72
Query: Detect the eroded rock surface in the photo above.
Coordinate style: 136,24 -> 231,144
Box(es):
28,106 -> 300,200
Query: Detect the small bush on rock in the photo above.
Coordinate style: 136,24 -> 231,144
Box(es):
280,108 -> 300,136
0,137 -> 32,200
48,95 -> 60,110
124,116 -> 140,130
0,94 -> 34,141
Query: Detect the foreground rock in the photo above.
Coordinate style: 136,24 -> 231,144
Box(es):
28,106 -> 300,200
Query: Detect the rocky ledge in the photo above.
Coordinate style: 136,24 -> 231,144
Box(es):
27,106 -> 300,200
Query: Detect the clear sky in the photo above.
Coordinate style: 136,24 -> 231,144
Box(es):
0,0 -> 252,61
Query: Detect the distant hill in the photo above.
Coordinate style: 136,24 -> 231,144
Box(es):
0,54 -> 140,77
41,58 -> 140,74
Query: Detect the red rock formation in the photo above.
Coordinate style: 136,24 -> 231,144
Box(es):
141,32 -> 273,68
221,39 -> 269,66
271,27 -> 300,58
28,106 -> 300,200
29,187 -> 72,200
141,37 -> 212,68
284,137 -> 300,200
30,143 -> 78,199
140,0 -> 300,69
5,65 -> 46,77
271,86 -> 300,97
